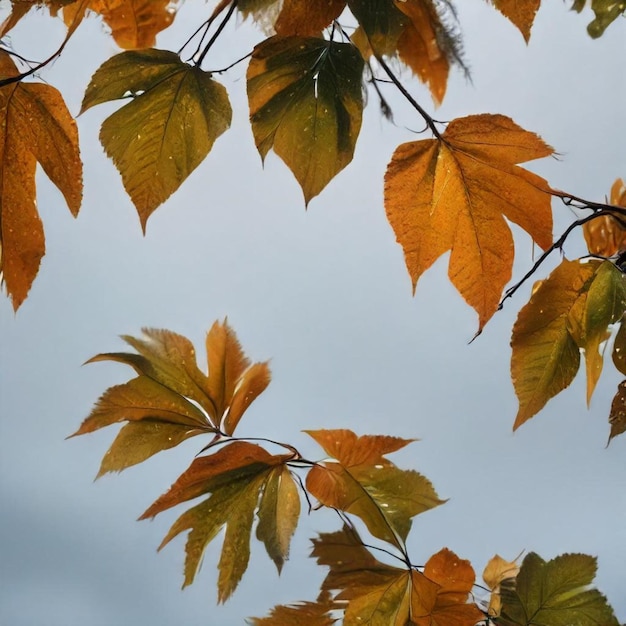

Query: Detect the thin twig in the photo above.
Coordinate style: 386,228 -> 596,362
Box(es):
196,0 -> 238,67
209,51 -> 252,74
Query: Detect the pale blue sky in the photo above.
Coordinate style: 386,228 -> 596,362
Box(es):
1,2 -> 625,624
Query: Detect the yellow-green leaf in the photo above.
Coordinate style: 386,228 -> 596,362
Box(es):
256,465 -> 301,572
0,51 -> 82,310
574,0 -> 626,37
499,552 -> 619,626
247,35 -> 364,204
139,442 -> 292,599
81,49 -> 231,228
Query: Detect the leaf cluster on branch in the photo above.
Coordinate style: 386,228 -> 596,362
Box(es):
1,0 -> 625,622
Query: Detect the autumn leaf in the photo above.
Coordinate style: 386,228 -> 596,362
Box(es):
305,429 -> 444,549
488,0 -> 541,42
482,554 -> 520,616
140,441 -> 298,601
347,0 -> 406,55
608,380 -> 626,444
274,0 -> 346,36
0,51 -> 82,310
582,178 -> 626,257
63,0 -> 177,49
313,527 -> 480,625
248,591 -> 338,626
499,552 -> 619,626
81,49 -> 232,229
70,321 -> 271,474
612,316 -> 626,375
0,0 -> 77,35
385,113 -> 553,330
247,35 -> 364,205
511,259 -> 626,428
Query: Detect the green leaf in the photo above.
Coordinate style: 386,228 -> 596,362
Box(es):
256,465 -> 300,572
587,0 -> 626,37
140,441 -> 293,600
81,49 -> 231,229
347,0 -> 406,54
499,552 -> 619,626
247,35 -> 364,204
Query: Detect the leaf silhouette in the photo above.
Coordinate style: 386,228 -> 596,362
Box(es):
313,526 -> 480,625
385,113 -> 554,330
64,0 -> 177,49
247,35 -> 364,205
0,51 -> 82,310
612,317 -> 626,375
140,441 -> 298,601
499,552 -> 619,626
70,321 -> 271,474
305,429 -> 444,549
81,49 -> 232,229
489,0 -> 541,41
511,259 -> 626,428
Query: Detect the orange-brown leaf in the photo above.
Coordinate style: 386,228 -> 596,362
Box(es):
582,178 -> 626,257
249,592 -> 338,626
608,380 -> 626,444
0,0 -> 77,35
385,113 -> 553,329
489,0 -> 541,42
274,0 -> 346,36
0,51 -> 82,310
396,0 -> 450,104
305,428 -> 415,466
65,0 -> 176,48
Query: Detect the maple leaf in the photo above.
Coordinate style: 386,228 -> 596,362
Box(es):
499,552 -> 619,626
313,526 -> 480,625
0,51 -> 82,310
247,35 -> 364,205
511,259 -> 626,429
80,49 -> 232,229
139,441 -> 298,601
582,178 -> 626,257
488,0 -> 541,42
70,321 -> 271,474
305,429 -> 444,549
482,554 -> 520,617
274,0 -> 346,36
248,591 -> 338,626
385,113 -> 554,330
63,0 -> 177,49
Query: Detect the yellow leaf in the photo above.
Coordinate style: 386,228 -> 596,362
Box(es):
488,0 -> 541,42
582,178 -> 626,257
247,35 -> 364,205
81,49 -> 231,229
0,51 -> 82,310
385,114 -> 553,330
256,466 -> 301,572
482,554 -> 520,616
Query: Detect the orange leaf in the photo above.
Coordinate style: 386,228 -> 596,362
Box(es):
0,0 -> 77,35
582,178 -> 626,257
489,0 -> 541,42
250,592 -> 338,626
275,0 -> 346,36
305,428 -> 415,466
385,113 -> 553,330
0,51 -> 82,310
395,0 -> 450,104
65,0 -> 176,49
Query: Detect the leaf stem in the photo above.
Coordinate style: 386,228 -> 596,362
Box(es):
196,0 -> 238,67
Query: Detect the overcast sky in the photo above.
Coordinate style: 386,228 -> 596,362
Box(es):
1,2 -> 625,625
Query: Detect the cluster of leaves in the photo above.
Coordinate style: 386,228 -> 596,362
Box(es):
71,319 -> 620,624
1,0 -> 626,439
